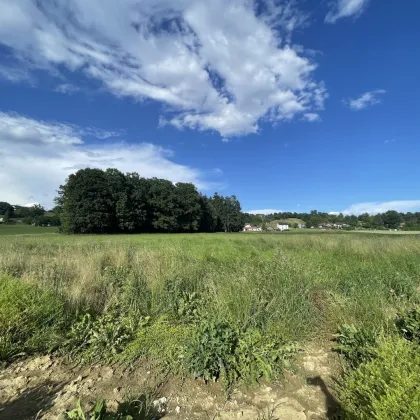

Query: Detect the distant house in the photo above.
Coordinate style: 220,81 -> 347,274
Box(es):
297,223 -> 306,229
333,223 -> 348,229
276,222 -> 290,231
243,223 -> 262,232
0,218 -> 3,223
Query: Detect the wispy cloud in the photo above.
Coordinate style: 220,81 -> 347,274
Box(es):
0,64 -> 34,84
333,200 -> 420,215
344,89 -> 386,111
55,83 -> 80,95
325,0 -> 370,24
0,0 -> 326,137
247,209 -> 283,215
213,168 -> 223,176
0,112 -> 209,207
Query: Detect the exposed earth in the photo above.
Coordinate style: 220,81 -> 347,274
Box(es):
0,344 -> 340,420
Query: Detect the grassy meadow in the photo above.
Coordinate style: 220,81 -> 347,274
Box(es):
1,231 -> 420,416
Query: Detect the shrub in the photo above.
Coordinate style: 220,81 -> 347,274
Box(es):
333,324 -> 379,368
339,337 -> 420,420
395,306 -> 420,342
0,276 -> 66,362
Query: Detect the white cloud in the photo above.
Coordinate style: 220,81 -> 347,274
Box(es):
247,209 -> 283,215
55,83 -> 80,95
325,0 -> 370,24
0,112 -> 210,207
344,89 -> 386,111
337,201 -> 420,215
0,64 -> 34,84
0,0 -> 326,137
303,112 -> 320,122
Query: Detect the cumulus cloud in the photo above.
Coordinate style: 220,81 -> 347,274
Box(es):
0,112 -> 209,207
334,200 -> 420,215
344,89 -> 386,111
0,0 -> 326,137
325,0 -> 370,24
247,209 -> 283,215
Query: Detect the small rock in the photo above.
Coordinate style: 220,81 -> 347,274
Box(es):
175,406 -> 181,414
152,397 -> 168,414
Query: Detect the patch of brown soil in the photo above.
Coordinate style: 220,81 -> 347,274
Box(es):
0,343 -> 341,420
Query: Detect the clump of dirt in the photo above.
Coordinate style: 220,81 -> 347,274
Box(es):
0,343 -> 340,420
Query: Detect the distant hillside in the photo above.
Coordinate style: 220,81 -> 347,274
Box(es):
268,218 -> 306,229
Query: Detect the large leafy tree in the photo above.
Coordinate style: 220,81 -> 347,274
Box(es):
175,183 -> 201,232
57,168 -> 115,233
199,195 -> 218,232
383,210 -> 402,229
211,193 -> 243,232
147,178 -> 178,232
0,202 -> 14,217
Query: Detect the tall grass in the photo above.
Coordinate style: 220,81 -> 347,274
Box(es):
1,233 -> 419,342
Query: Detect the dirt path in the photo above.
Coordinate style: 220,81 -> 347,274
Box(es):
0,344 -> 340,419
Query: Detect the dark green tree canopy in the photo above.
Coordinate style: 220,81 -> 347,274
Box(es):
55,168 -> 244,234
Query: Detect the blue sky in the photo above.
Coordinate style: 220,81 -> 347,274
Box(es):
0,0 -> 419,214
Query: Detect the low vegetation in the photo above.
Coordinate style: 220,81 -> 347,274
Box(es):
1,232 -> 420,416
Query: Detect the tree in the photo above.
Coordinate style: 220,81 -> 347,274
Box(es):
211,194 -> 243,232
0,202 -> 13,216
199,195 -> 217,232
383,211 -> 402,230
147,178 -> 178,232
175,183 -> 201,232
56,168 -> 115,233
115,173 -> 148,232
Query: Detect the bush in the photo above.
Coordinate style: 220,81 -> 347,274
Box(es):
339,338 -> 420,419
0,276 -> 66,362
395,307 -> 420,342
333,324 -> 379,368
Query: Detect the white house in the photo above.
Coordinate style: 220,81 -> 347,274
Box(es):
0,217 -> 3,223
276,222 -> 290,231
243,223 -> 262,232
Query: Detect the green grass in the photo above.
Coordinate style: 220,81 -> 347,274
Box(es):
0,224 -> 58,236
1,232 -> 420,400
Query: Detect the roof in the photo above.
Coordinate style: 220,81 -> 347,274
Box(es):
277,222 -> 290,226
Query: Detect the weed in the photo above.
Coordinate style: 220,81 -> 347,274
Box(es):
185,319 -> 298,391
65,394 -> 162,420
339,337 -> 420,419
64,312 -> 141,362
395,306 -> 420,342
333,324 -> 379,368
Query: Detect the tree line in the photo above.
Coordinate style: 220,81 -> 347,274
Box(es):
243,210 -> 420,230
53,168 -> 243,234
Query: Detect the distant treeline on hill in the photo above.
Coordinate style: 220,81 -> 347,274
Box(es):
243,210 -> 420,230
53,168 -> 244,234
2,174 -> 420,232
